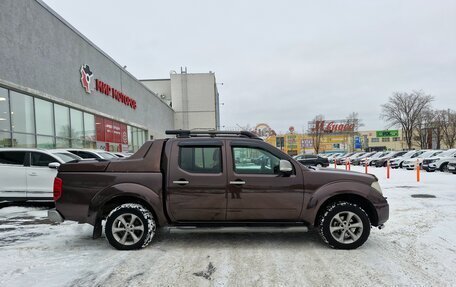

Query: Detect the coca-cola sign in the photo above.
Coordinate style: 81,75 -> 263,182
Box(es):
311,120 -> 355,133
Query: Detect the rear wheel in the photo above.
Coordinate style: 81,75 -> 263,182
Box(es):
105,203 -> 156,250
316,163 -> 322,168
318,201 -> 371,249
440,163 -> 449,172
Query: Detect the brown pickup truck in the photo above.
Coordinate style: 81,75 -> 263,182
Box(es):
48,130 -> 389,250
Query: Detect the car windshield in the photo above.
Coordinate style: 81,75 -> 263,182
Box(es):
99,152 -> 118,159
419,151 -> 442,158
438,149 -> 456,157
400,151 -> 417,158
52,152 -> 80,163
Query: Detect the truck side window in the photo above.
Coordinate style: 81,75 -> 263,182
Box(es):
179,146 -> 222,173
0,151 -> 26,165
31,152 -> 57,167
232,146 -> 280,174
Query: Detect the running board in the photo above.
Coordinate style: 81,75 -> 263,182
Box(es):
168,226 -> 309,233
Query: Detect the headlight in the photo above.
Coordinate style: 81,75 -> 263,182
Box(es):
428,159 -> 437,163
371,181 -> 383,195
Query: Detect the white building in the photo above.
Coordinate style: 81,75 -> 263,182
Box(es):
142,69 -> 220,131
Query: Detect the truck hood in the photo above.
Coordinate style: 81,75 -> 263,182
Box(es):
305,167 -> 377,186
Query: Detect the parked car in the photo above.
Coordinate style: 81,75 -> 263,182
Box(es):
340,152 -> 366,165
447,159 -> 456,174
295,154 -> 329,167
402,150 -> 443,170
351,152 -> 376,165
113,152 -> 132,158
48,130 -> 389,250
327,153 -> 344,163
360,151 -> 387,166
425,149 -> 456,172
389,150 -> 424,169
66,149 -> 119,160
0,148 -> 81,201
335,152 -> 356,165
374,151 -> 408,167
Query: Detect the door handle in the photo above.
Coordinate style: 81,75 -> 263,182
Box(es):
230,180 -> 246,185
173,180 -> 189,185
29,172 -> 38,176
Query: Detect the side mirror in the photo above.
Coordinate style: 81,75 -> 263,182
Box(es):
279,160 -> 293,174
48,162 -> 60,169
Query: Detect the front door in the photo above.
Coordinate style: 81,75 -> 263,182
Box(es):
227,144 -> 304,221
0,151 -> 27,199
167,140 -> 227,221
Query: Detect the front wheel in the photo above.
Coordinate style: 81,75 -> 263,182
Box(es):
105,203 -> 156,250
440,163 -> 449,172
316,163 -> 322,168
318,201 -> 371,249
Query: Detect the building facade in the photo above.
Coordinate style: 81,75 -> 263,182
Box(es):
142,69 -> 220,130
0,0 -> 220,152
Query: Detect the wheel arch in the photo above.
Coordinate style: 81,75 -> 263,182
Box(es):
314,193 -> 379,227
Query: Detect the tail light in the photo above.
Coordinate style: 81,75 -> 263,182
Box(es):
53,177 -> 63,201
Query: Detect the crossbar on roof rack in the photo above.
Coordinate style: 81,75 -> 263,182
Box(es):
165,130 -> 262,140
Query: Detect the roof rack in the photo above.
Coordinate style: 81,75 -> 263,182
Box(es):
165,130 -> 262,140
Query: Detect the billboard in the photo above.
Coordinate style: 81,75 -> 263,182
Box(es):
309,120 -> 355,134
376,130 -> 399,138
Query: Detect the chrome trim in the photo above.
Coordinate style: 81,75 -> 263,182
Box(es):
173,180 -> 189,184
230,181 -> 246,185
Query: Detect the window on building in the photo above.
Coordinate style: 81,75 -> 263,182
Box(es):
35,98 -> 54,136
83,112 -> 96,148
12,133 -> 35,148
392,137 -> 400,142
179,146 -> 222,173
382,138 -> 390,142
37,135 -> 55,149
0,132 -> 12,147
70,109 -> 83,140
232,146 -> 280,175
10,91 -> 35,134
54,104 -> 70,139
371,138 -> 379,143
0,87 -> 10,132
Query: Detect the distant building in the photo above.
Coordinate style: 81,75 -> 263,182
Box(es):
142,69 -> 220,131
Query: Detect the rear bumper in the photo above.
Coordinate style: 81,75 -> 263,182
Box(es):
48,208 -> 64,223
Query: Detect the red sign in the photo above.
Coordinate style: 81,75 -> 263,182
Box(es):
112,121 -> 121,143
95,79 -> 137,110
121,124 -> 128,144
104,119 -> 113,143
95,116 -> 105,141
312,121 -> 355,133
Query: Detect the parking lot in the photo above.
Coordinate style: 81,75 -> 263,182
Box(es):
0,166 -> 455,287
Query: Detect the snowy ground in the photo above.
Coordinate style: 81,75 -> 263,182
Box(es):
0,166 -> 455,287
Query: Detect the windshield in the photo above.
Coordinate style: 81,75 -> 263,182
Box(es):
419,151 -> 442,158
438,149 -> 456,157
99,152 -> 118,159
400,151 -> 417,158
52,152 -> 80,163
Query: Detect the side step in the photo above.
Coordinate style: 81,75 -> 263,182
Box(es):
167,226 -> 309,233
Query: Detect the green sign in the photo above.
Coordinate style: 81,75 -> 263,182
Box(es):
376,130 -> 399,138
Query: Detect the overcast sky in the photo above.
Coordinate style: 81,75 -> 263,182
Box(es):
43,0 -> 456,134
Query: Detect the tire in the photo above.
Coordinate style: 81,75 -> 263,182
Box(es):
316,163 -> 322,168
105,203 -> 156,250
399,162 -> 403,168
318,201 -> 371,250
440,163 -> 449,172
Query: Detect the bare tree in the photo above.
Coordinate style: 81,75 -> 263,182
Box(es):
308,114 -> 325,154
380,91 -> 434,150
413,109 -> 435,149
437,109 -> 456,148
345,112 -> 364,152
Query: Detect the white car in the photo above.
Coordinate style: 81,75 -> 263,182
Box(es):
425,149 -> 456,172
66,149 -> 119,160
402,150 -> 442,170
0,148 -> 81,201
389,150 -> 424,169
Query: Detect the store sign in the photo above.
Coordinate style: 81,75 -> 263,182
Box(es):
311,120 -> 355,133
301,139 -> 313,148
354,136 -> 362,149
79,65 -> 137,110
376,130 -> 398,138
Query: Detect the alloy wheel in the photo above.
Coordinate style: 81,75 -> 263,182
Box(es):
329,211 -> 363,244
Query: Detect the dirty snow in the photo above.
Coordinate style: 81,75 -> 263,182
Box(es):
0,166 -> 455,286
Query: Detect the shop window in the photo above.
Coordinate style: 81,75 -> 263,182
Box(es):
54,104 -> 70,139
0,87 -> 10,132
0,132 -> 12,148
71,139 -> 84,148
382,138 -> 390,142
84,113 -> 96,142
70,109 -> 84,140
35,98 -> 54,136
371,138 -> 379,143
37,136 -> 55,149
12,133 -> 35,148
392,137 -> 400,142
10,91 -> 35,134
56,138 -> 70,148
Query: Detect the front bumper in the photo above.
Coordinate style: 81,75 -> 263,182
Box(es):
48,208 -> 64,223
375,200 -> 389,226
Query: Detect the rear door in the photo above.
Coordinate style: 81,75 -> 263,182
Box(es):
26,152 -> 59,199
167,139 -> 227,221
226,141 -> 304,221
0,151 -> 27,199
